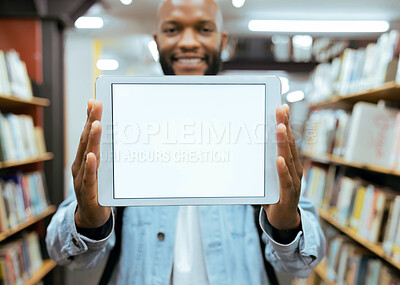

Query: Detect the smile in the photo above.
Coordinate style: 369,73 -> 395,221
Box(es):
176,58 -> 203,64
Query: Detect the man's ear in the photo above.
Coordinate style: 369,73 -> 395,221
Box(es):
221,31 -> 228,51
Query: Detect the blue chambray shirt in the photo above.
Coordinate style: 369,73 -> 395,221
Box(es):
46,190 -> 325,284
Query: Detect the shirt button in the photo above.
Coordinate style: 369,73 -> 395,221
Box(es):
157,232 -> 165,241
71,237 -> 81,248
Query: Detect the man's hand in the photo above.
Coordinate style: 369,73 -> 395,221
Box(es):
71,99 -> 111,229
263,104 -> 303,230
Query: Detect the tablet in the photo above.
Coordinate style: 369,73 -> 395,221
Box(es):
96,76 -> 281,206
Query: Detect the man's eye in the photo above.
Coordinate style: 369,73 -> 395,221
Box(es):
164,28 -> 178,34
200,27 -> 214,33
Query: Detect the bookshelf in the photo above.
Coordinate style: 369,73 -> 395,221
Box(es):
301,30 -> 400,285
0,152 -> 54,170
0,205 -> 57,242
0,20 -> 59,284
25,259 -> 57,285
309,81 -> 400,110
313,262 -> 336,285
301,152 -> 400,177
0,94 -> 50,108
319,209 -> 400,271
0,2 -> 96,284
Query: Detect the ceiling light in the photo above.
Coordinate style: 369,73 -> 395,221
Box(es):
96,59 -> 119,70
292,35 -> 313,48
148,40 -> 159,62
279,77 -> 290,94
120,0 -> 133,5
75,17 -> 104,29
248,20 -> 389,33
286,91 -> 305,103
232,0 -> 245,8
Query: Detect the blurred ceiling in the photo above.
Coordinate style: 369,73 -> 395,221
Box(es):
71,0 -> 400,38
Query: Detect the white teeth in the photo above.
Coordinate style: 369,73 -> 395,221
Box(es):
177,58 -> 202,64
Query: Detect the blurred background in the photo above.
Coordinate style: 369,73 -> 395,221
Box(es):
1,0 -> 400,284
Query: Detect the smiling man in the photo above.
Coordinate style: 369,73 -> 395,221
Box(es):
156,0 -> 227,75
46,0 -> 325,284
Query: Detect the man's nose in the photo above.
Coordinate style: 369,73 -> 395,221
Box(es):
177,28 -> 200,50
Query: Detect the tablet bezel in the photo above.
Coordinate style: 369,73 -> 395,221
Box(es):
97,76 -> 281,206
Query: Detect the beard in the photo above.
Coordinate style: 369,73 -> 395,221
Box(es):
158,50 -> 222,76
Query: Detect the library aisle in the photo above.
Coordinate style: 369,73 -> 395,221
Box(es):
297,30 -> 400,285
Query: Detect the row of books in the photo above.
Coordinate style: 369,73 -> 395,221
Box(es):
0,112 -> 47,162
0,49 -> 33,99
0,171 -> 49,232
0,232 -> 43,285
324,226 -> 399,285
303,102 -> 400,169
305,165 -> 400,260
307,30 -> 400,103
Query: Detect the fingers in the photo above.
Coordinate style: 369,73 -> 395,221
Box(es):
74,120 -> 102,191
82,152 -> 98,204
276,104 -> 303,180
276,123 -> 300,190
83,120 -> 102,170
72,100 -> 103,178
276,156 -> 294,204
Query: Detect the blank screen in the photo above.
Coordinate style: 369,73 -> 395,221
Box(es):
112,84 -> 266,199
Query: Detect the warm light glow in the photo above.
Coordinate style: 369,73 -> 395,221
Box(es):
96,59 -> 119,70
75,17 -> 104,29
279,77 -> 290,94
148,40 -> 159,62
286,91 -> 305,103
232,0 -> 245,8
120,0 -> 133,5
248,20 -> 390,33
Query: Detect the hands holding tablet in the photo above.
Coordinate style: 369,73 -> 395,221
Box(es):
72,99 -> 302,231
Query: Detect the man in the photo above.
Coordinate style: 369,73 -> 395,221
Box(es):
46,0 -> 325,284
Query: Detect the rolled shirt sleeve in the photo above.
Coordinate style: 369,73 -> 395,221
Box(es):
259,196 -> 326,278
45,195 -> 115,270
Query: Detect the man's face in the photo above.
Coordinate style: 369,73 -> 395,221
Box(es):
154,0 -> 227,75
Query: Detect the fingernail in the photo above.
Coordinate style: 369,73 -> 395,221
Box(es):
91,124 -> 96,133
280,157 -> 286,167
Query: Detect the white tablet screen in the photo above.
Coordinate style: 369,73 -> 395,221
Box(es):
112,83 -> 266,199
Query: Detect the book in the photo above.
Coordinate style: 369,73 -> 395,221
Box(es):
0,50 -> 11,95
349,186 -> 367,230
357,185 -> 375,239
0,232 -> 43,284
0,171 -> 49,231
0,112 -> 41,162
344,102 -> 398,168
383,196 -> 400,255
336,177 -> 357,226
391,113 -> 400,170
4,50 -> 33,99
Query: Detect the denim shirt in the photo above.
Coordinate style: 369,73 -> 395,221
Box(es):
46,191 -> 325,285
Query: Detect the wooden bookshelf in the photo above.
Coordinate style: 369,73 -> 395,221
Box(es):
314,262 -> 336,285
301,151 -> 400,177
319,209 -> 400,271
25,259 -> 57,285
0,205 -> 57,242
0,152 -> 54,169
0,94 -> 50,108
309,81 -> 400,109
